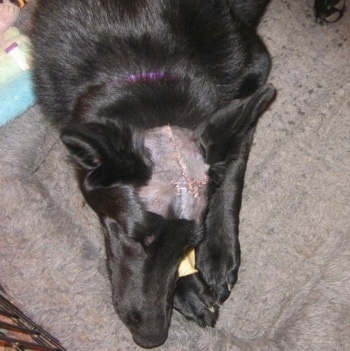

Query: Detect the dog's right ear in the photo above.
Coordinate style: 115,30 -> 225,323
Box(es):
60,122 -> 152,188
196,83 -> 276,164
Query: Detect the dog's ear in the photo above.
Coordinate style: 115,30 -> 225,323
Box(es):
61,122 -> 152,188
60,122 -> 105,170
196,83 -> 276,164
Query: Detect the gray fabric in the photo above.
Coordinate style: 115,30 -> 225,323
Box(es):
1,1 -> 349,350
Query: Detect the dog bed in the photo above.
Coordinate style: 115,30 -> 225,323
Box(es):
1,1 -> 350,350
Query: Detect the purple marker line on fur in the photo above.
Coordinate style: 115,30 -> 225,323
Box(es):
128,71 -> 174,83
107,71 -> 176,88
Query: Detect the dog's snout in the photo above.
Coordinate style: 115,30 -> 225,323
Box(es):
120,309 -> 170,349
132,329 -> 169,349
123,304 -> 172,348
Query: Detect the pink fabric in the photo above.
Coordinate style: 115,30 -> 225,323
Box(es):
0,3 -> 19,39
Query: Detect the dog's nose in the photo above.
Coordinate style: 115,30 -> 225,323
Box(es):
132,330 -> 168,349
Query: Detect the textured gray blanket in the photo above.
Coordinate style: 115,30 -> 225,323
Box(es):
1,1 -> 349,350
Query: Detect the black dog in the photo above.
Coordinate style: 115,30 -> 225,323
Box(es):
30,0 -> 274,348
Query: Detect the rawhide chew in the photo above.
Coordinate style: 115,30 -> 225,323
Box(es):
178,248 -> 198,277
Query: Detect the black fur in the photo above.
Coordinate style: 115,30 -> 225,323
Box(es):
30,0 -> 274,348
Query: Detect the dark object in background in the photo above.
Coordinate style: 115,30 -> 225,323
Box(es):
314,0 -> 346,23
0,288 -> 65,351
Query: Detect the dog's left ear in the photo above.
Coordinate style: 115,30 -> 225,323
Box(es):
60,122 -> 152,188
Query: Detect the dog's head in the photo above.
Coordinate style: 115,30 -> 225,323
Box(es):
60,122 -> 204,348
98,197 -> 202,348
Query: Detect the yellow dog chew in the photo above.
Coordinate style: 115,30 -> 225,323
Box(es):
178,248 -> 198,277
